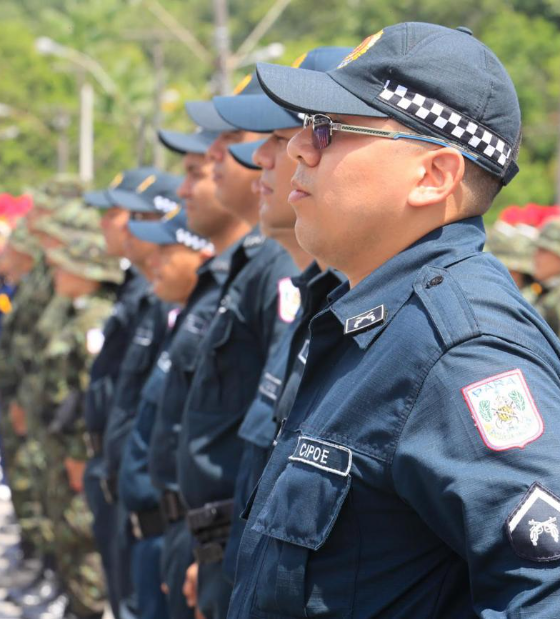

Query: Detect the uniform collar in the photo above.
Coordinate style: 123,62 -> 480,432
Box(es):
330,217 -> 486,349
198,242 -> 236,285
293,262 -> 345,315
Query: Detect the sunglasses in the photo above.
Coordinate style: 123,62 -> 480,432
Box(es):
303,113 -> 479,163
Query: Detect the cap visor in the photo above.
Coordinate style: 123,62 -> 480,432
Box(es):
106,189 -> 151,213
256,62 -> 387,118
158,129 -> 219,155
213,94 -> 300,132
185,100 -> 236,132
128,220 -> 175,245
229,140 -> 265,170
84,190 -> 112,209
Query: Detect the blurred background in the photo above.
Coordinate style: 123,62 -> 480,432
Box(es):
1,0 -> 559,221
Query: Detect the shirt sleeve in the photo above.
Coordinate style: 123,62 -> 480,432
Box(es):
392,334 -> 560,618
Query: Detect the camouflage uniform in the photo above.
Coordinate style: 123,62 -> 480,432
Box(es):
533,219 -> 560,334
31,231 -> 123,618
0,234 -> 53,552
0,177 -> 85,553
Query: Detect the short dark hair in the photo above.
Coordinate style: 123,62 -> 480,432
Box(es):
462,160 -> 502,215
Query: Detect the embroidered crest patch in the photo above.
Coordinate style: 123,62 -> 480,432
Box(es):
278,277 -> 301,323
506,482 -> 560,562
337,30 -> 384,68
86,328 -> 105,355
461,369 -> 543,451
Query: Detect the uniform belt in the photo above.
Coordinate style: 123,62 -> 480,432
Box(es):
186,499 -> 234,564
185,499 -> 234,535
130,508 -> 166,540
83,431 -> 103,458
100,475 -> 118,504
160,490 -> 186,525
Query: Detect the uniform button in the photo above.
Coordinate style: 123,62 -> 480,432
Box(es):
427,275 -> 444,288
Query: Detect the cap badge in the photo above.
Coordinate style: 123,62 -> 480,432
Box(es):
233,74 -> 252,95
337,30 -> 383,69
136,174 -> 157,193
109,172 -> 123,188
291,52 -> 308,68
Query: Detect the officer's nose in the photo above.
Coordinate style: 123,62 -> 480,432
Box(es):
287,126 -> 320,168
253,137 -> 274,170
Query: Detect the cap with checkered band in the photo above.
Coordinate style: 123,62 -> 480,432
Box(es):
255,23 -> 521,184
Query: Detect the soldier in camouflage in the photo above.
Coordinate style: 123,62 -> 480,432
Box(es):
22,223 -> 123,619
533,218 -> 560,335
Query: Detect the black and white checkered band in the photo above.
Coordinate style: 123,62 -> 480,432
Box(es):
378,80 -> 512,169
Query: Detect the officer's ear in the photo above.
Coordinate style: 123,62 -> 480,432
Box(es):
408,147 -> 464,208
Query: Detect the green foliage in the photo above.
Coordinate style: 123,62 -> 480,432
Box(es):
0,0 -> 559,217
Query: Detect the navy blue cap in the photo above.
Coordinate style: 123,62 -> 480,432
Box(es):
158,129 -> 220,155
228,140 -> 265,170
106,170 -> 182,214
185,73 -> 264,132
256,23 -> 521,184
84,167 -> 159,209
213,47 -> 353,132
129,207 -> 212,251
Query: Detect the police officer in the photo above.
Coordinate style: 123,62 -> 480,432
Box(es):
176,77 -> 300,618
99,169 -> 178,616
212,46 -> 350,583
118,207 -> 212,618
228,23 -> 560,617
148,129 -> 250,618
81,168 -> 158,617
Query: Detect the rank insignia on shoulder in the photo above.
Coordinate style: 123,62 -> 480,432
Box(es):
461,369 -> 544,451
344,304 -> 385,334
506,482 -> 560,562
278,277 -> 301,323
289,435 -> 352,477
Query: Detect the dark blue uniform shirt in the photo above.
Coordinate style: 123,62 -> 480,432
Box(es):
86,267 -> 148,435
223,263 -> 345,581
103,288 -> 172,485
148,253 -> 232,493
177,228 -> 299,510
229,217 -> 560,618
119,307 -> 184,512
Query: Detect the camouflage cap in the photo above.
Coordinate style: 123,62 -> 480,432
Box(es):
34,199 -> 101,241
7,217 -> 42,262
535,218 -> 560,258
27,174 -> 86,213
47,232 -> 123,284
486,221 -> 537,275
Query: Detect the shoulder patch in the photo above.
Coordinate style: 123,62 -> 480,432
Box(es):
86,328 -> 105,355
344,304 -> 385,335
258,372 -> 282,401
278,277 -> 301,323
461,369 -> 544,451
289,435 -> 352,477
506,482 -> 560,562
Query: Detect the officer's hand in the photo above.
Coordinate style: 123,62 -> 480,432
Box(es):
64,457 -> 86,493
9,402 -> 27,436
183,562 -> 200,610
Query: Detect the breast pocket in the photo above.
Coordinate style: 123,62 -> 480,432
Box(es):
251,436 -> 358,618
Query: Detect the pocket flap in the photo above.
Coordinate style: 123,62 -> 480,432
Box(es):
252,437 -> 351,551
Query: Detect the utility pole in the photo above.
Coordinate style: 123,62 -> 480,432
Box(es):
79,79 -> 94,183
213,0 -> 232,95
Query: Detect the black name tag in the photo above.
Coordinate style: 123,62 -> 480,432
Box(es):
258,372 -> 282,401
289,436 -> 352,476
